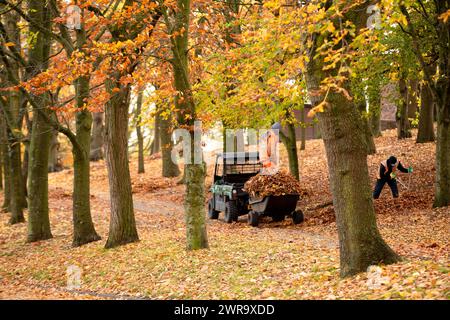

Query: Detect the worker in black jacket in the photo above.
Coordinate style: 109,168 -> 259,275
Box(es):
373,156 -> 413,199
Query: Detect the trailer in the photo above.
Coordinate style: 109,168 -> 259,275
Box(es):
247,194 -> 304,227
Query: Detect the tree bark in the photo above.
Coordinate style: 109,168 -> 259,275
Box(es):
0,112 -> 10,211
368,91 -> 382,137
135,91 -> 145,173
150,112 -> 161,155
22,113 -> 31,198
90,112 -> 104,161
0,144 -> 3,191
407,80 -> 419,123
8,130 -> 25,224
104,80 -> 138,248
47,129 -> 60,172
160,112 -> 180,177
397,78 -> 412,139
416,83 -> 435,143
434,120 -> 450,207
305,1 -> 399,277
169,0 -> 208,250
370,110 -> 381,137
280,123 -> 299,180
357,103 -> 376,155
300,108 -> 306,150
27,103 -> 53,241
72,75 -> 100,247
26,0 -> 53,242
3,8 -> 26,223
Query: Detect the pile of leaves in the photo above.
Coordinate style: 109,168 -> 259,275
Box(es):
244,170 -> 306,198
131,176 -> 177,194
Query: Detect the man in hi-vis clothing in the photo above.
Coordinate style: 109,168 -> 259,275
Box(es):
260,122 -> 281,175
373,156 -> 413,199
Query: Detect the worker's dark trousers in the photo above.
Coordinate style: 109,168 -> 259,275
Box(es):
373,178 -> 399,199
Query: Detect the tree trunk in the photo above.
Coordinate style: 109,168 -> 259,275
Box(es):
22,141 -> 29,197
0,113 -> 10,211
3,8 -> 26,223
160,112 -> 180,177
432,1 -> 450,207
0,145 -> 3,190
90,112 -> 104,161
8,131 -> 25,224
300,108 -> 306,150
135,91 -> 145,174
368,92 -> 382,137
22,113 -> 31,196
72,76 -> 100,246
280,123 -> 299,180
316,99 -> 400,277
47,129 -> 59,172
397,78 -> 412,139
104,81 -> 138,248
407,80 -> 419,124
170,0 -> 208,250
150,112 -> 161,155
417,83 -> 435,143
358,103 -> 376,155
27,102 -> 53,241
370,110 -> 381,137
433,107 -> 450,207
362,114 -> 376,155
26,0 -> 52,242
184,162 -> 208,249
305,1 -> 399,277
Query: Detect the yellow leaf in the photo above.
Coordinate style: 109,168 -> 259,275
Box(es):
4,42 -> 15,47
439,10 -> 450,23
326,22 -> 335,33
307,101 -> 329,118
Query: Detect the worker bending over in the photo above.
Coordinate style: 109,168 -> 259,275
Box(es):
373,156 -> 412,199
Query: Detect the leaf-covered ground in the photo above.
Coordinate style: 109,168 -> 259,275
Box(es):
0,129 -> 448,300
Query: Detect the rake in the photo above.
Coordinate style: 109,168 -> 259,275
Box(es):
396,174 -> 412,190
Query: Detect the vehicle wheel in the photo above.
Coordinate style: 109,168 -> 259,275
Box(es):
248,211 -> 259,227
224,201 -> 238,223
208,199 -> 219,219
272,215 -> 285,222
292,210 -> 304,224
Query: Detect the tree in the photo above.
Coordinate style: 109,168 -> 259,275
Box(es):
103,74 -> 139,248
48,130 -> 60,172
397,1 -> 450,207
149,112 -> 161,155
304,0 -> 399,277
0,110 -> 10,211
279,113 -> 300,180
160,108 -> 181,178
195,3 -> 307,180
0,8 -> 27,224
25,0 -> 53,241
90,112 -> 104,161
135,90 -> 145,174
100,1 -> 162,248
417,80 -> 435,143
163,0 -> 208,249
397,77 -> 412,139
1,0 -> 104,245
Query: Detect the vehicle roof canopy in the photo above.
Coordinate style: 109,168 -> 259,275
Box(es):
217,152 -> 260,162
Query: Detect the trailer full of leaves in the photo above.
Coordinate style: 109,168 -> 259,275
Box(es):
243,170 -> 307,198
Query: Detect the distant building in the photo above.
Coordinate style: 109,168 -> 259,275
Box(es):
380,83 -> 398,130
